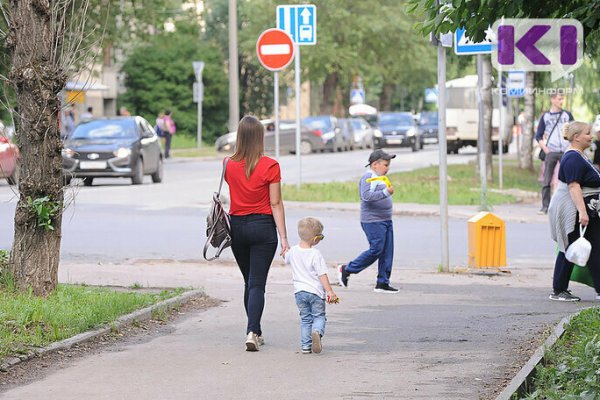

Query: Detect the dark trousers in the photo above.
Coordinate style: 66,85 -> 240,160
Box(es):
553,214 -> 600,294
542,151 -> 563,208
230,214 -> 278,336
346,220 -> 394,284
164,133 -> 173,158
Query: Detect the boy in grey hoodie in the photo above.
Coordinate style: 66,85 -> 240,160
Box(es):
338,149 -> 398,293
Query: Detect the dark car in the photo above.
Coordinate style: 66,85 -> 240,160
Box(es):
418,111 -> 439,144
375,112 -> 423,151
62,116 -> 163,186
301,115 -> 346,152
215,119 -> 325,155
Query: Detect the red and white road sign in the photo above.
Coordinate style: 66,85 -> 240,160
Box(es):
256,28 -> 295,71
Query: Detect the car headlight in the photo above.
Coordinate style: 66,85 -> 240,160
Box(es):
62,148 -> 75,158
113,147 -> 131,158
406,127 -> 416,137
373,129 -> 383,138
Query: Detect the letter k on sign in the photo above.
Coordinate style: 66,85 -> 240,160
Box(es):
492,19 -> 583,82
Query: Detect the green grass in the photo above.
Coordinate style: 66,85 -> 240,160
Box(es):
517,307 -> 600,399
168,135 -> 218,158
283,161 -> 540,205
0,283 -> 185,359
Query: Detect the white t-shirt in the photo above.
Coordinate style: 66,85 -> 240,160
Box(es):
284,245 -> 329,299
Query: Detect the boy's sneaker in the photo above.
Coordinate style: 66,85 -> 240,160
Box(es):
245,332 -> 259,351
549,290 -> 580,302
257,335 -> 264,346
374,283 -> 399,293
338,264 -> 349,287
311,331 -> 322,354
301,347 -> 312,354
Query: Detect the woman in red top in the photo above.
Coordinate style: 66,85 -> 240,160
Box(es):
225,116 -> 289,351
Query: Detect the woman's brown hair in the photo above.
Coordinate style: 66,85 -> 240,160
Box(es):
231,116 -> 264,179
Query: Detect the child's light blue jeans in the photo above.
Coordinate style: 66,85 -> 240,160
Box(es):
294,291 -> 326,349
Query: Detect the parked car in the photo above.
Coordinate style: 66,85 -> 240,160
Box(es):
375,112 -> 423,151
301,115 -> 345,152
0,129 -> 19,185
418,111 -> 439,144
215,120 -> 325,155
62,116 -> 163,186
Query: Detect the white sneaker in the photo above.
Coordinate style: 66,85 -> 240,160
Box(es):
245,332 -> 259,351
257,335 -> 265,346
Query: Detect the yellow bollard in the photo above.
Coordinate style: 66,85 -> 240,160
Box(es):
467,212 -> 507,268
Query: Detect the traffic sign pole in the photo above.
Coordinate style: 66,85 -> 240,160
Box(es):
274,71 -> 280,159
295,43 -> 301,190
498,67 -> 504,190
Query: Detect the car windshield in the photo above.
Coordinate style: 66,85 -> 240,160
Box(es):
71,119 -> 137,140
378,113 -> 413,127
419,112 -> 438,125
302,117 -> 332,131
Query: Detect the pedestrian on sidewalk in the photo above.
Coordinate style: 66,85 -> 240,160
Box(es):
224,115 -> 290,351
284,217 -> 337,354
163,110 -> 176,158
536,93 -> 574,214
548,121 -> 600,302
338,149 -> 399,293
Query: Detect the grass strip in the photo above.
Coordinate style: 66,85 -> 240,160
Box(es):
283,162 -> 540,205
0,284 -> 185,360
517,307 -> 600,399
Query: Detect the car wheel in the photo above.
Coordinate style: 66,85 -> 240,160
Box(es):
300,140 -> 312,155
6,165 -> 19,186
82,177 -> 94,186
151,158 -> 163,183
131,158 -> 144,185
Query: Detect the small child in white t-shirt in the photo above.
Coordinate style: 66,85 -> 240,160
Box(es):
284,217 -> 338,354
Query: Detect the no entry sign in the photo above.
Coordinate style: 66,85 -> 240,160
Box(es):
256,28 -> 295,71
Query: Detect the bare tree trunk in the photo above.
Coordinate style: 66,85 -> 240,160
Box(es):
379,83 -> 393,111
482,56 -> 493,182
519,72 -> 535,170
321,72 -> 337,115
7,0 -> 67,296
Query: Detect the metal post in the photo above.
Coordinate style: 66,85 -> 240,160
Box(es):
295,43 -> 301,189
228,0 -> 239,132
477,54 -> 488,210
274,71 -> 280,159
497,68 -> 503,189
437,43 -> 449,273
198,85 -> 203,149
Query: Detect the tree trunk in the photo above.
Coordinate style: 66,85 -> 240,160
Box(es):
7,0 -> 67,296
379,84 -> 394,111
519,72 -> 535,171
321,72 -> 337,115
482,56 -> 493,182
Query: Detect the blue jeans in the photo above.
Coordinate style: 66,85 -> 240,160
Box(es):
294,291 -> 326,349
230,214 -> 278,336
346,220 -> 394,284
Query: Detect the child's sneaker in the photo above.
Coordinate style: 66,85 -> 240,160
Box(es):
311,331 -> 322,354
301,347 -> 312,354
338,264 -> 349,287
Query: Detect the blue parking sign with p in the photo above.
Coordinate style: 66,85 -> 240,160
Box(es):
277,5 -> 317,45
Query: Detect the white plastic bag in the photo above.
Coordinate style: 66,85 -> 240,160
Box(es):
565,225 -> 591,266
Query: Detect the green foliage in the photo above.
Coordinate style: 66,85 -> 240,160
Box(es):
26,196 -> 60,231
0,285 -> 187,359
119,20 -> 228,143
518,307 -> 600,399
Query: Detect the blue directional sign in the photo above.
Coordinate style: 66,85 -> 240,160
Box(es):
454,27 -> 493,55
277,5 -> 317,45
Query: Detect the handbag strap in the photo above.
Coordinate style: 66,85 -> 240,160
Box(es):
218,157 -> 229,196
545,110 -> 563,148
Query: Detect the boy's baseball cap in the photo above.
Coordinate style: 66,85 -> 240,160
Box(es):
366,149 -> 396,167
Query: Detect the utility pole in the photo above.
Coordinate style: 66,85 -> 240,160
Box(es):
228,0 -> 239,132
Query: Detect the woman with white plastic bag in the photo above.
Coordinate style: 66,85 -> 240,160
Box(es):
548,121 -> 600,302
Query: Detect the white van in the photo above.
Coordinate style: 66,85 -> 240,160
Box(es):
445,75 -> 513,154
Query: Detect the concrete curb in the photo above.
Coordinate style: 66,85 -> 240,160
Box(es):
0,288 -> 205,372
495,309 -> 583,400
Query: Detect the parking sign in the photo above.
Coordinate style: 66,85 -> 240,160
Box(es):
276,4 -> 317,45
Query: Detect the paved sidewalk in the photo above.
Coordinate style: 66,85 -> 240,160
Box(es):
0,256 -> 594,400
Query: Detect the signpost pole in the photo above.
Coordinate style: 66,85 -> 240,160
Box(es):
477,54 -> 488,211
437,39 -> 449,273
274,71 -> 280,159
295,43 -> 301,190
498,67 -> 503,189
